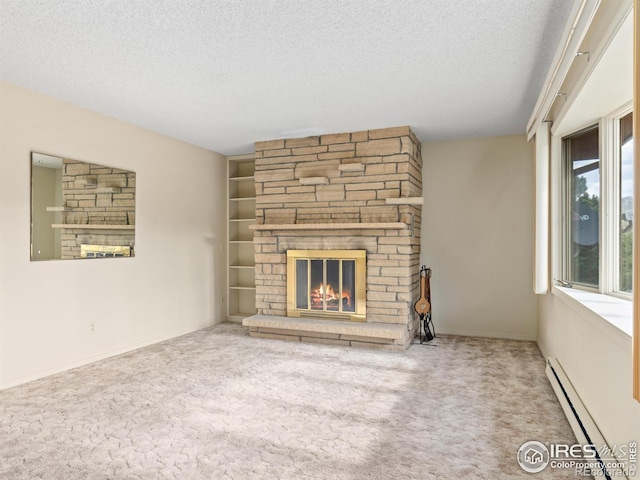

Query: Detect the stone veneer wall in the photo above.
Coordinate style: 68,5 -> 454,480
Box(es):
61,159 -> 136,259
253,126 -> 422,340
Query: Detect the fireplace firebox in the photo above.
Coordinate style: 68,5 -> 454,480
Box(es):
286,250 -> 366,322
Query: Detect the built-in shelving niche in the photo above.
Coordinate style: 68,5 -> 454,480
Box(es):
227,154 -> 256,322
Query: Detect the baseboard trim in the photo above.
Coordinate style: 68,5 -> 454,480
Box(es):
434,328 -> 535,342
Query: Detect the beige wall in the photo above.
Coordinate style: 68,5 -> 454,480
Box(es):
538,295 -> 640,450
421,134 -> 537,340
0,82 -> 227,389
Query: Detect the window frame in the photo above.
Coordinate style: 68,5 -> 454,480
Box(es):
560,101 -> 633,299
613,109 -> 634,295
604,103 -> 633,299
562,123 -> 602,292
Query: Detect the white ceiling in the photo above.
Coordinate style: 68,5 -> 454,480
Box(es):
0,0 -> 574,155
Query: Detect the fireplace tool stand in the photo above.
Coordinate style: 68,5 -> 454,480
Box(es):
414,265 -> 436,344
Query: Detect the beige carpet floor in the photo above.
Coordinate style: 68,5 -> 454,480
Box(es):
0,323 -> 579,479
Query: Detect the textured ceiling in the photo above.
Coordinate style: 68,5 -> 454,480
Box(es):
0,0 -> 574,155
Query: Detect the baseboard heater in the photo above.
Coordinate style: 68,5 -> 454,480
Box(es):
546,358 -> 628,479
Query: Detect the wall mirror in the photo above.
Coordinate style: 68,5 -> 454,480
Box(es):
31,152 -> 136,261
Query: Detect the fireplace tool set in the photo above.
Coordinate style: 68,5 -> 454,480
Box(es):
414,265 -> 435,344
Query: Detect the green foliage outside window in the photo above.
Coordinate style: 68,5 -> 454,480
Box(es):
620,228 -> 632,292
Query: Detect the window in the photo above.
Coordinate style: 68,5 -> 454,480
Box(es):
565,126 -> 600,288
562,109 -> 633,296
619,112 -> 633,293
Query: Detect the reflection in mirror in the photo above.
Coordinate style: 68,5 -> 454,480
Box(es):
31,152 -> 136,261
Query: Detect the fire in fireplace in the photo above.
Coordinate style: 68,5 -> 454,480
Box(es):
80,244 -> 131,258
303,258 -> 355,312
287,250 -> 366,321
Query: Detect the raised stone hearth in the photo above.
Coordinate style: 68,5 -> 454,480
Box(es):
244,315 -> 411,351
243,126 -> 422,350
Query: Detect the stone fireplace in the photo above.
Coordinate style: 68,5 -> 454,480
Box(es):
243,126 -> 422,350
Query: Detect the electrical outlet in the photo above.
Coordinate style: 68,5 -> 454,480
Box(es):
90,323 -> 95,333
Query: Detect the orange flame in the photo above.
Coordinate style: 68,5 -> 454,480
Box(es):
311,284 -> 352,309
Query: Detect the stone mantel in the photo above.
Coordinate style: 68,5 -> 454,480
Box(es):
250,222 -> 408,231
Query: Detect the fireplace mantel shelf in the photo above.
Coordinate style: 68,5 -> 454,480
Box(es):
52,224 -> 135,230
385,197 -> 424,205
250,222 -> 407,231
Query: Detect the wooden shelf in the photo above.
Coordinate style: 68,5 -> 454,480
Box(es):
52,224 -> 135,230
46,206 -> 69,212
385,197 -> 424,205
230,285 -> 257,290
229,218 -> 256,222
229,264 -> 255,269
229,197 -> 256,201
250,222 -> 407,231
229,175 -> 255,182
230,240 -> 254,244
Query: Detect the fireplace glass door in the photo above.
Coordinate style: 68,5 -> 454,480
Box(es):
287,250 -> 365,321
295,258 -> 356,313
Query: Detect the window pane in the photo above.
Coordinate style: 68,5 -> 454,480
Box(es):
295,259 -> 308,309
619,112 -> 633,293
342,260 -> 356,312
310,259 -> 324,310
325,260 -> 340,311
568,127 -> 600,286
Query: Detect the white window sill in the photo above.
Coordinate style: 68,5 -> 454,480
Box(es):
553,286 -> 632,338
